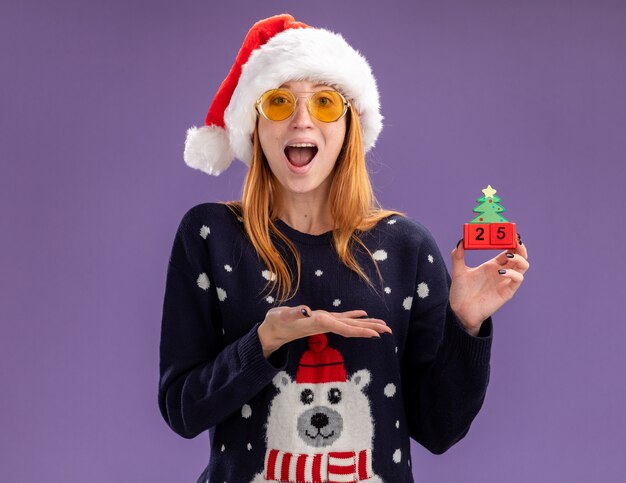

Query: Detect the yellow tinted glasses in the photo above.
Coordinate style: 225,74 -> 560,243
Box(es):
256,88 -> 349,123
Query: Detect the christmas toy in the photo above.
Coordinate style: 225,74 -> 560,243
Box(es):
463,185 -> 518,250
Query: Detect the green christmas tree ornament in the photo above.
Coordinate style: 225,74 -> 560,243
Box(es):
463,185 -> 517,250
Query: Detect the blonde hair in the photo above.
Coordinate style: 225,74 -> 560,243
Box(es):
226,106 -> 402,303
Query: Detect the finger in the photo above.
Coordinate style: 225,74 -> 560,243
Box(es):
311,312 -> 383,339
514,234 -> 529,260
331,312 -> 388,326
281,305 -> 312,321
495,252 -> 530,274
268,305 -> 290,314
299,305 -> 312,318
498,268 -> 524,288
508,254 -> 529,274
321,307 -> 387,325
329,309 -> 369,319
495,250 -> 510,265
338,317 -> 392,334
356,317 -> 389,326
450,239 -> 467,277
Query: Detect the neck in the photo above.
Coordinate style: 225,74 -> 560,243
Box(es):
275,190 -> 334,235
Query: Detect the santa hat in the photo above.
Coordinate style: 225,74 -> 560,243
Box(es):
296,334 -> 347,384
184,13 -> 382,175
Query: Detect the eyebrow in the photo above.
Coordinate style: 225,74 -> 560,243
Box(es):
279,82 -> 329,89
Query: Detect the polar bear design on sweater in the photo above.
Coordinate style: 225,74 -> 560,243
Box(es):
251,334 -> 383,483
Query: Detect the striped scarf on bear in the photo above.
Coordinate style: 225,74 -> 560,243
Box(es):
264,448 -> 372,483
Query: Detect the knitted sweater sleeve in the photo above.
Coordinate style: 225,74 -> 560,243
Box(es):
400,224 -> 492,454
158,206 -> 285,439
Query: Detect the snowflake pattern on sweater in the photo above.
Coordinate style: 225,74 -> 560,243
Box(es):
158,203 -> 492,483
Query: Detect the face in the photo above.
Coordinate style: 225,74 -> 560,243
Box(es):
257,80 -> 347,200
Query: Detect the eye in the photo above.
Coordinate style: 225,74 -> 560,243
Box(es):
271,95 -> 290,105
314,92 -> 335,107
267,89 -> 293,106
300,389 -> 314,405
328,388 -> 342,404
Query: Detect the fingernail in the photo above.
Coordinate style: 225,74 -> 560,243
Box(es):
498,269 -> 507,275
456,238 -> 463,249
506,253 -> 514,259
301,308 -> 310,317
517,233 -> 523,245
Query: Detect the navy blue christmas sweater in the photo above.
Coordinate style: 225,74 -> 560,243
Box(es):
159,203 -> 492,483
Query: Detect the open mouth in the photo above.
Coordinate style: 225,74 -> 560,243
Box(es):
284,143 -> 318,167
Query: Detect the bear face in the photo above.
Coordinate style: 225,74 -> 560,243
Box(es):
265,369 -> 374,454
297,386 -> 343,447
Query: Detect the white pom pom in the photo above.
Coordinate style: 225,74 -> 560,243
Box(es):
183,125 -> 234,176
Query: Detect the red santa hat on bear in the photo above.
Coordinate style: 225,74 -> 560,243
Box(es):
184,13 -> 382,175
296,333 -> 347,384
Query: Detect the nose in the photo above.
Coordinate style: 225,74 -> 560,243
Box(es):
290,96 -> 314,128
310,412 -> 329,429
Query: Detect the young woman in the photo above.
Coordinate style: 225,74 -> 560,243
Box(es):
159,14 -> 529,483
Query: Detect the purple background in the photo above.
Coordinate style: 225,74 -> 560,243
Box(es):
2,0 -> 625,481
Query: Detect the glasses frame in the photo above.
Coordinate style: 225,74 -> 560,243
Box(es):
255,88 -> 350,123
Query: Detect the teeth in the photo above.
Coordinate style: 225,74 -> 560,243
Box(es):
288,143 -> 316,148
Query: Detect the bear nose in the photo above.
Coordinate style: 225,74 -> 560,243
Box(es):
310,413 -> 329,429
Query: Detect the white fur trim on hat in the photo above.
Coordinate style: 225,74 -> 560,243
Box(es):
225,27 -> 382,165
184,125 -> 234,175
